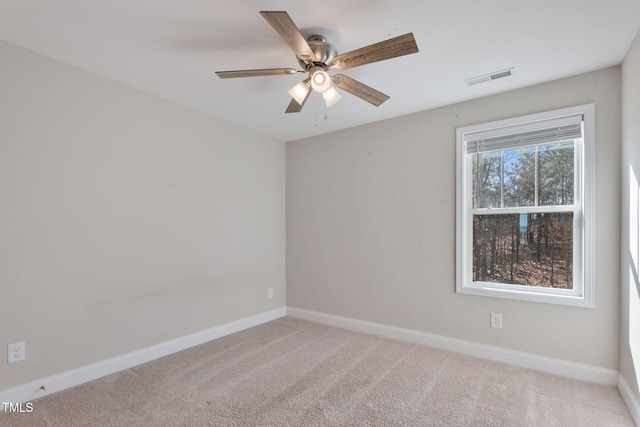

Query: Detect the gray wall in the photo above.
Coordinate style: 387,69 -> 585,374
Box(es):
621,29 -> 640,403
287,67 -> 621,369
0,41 -> 286,390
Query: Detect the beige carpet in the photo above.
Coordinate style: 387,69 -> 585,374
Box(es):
1,317 -> 635,426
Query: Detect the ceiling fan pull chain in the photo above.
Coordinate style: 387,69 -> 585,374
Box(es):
324,96 -> 328,120
314,92 -> 319,127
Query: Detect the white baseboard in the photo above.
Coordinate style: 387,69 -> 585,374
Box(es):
618,374 -> 640,426
286,307 -> 619,387
0,307 -> 286,404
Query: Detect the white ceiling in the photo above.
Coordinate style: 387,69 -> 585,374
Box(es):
1,1 -> 639,142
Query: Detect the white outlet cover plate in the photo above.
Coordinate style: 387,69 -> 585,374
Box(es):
490,313 -> 502,329
8,342 -> 25,363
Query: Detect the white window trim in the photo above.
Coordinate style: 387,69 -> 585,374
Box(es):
456,104 -> 595,308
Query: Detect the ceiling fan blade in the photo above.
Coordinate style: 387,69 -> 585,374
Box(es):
332,74 -> 390,107
260,11 -> 316,61
215,68 -> 299,79
331,33 -> 419,70
285,98 -> 304,113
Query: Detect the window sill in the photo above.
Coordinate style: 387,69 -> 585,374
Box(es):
456,282 -> 594,308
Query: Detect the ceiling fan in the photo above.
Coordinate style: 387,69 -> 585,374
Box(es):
215,11 -> 419,113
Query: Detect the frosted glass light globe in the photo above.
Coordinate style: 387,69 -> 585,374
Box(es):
310,70 -> 331,93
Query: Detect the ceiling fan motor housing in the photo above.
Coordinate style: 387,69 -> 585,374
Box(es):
297,35 -> 337,69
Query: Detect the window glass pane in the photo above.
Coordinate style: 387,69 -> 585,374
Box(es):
503,147 -> 536,207
471,152 -> 501,208
538,141 -> 574,206
472,212 -> 573,289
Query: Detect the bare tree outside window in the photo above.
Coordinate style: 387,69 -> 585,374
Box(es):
470,141 -> 575,289
472,212 -> 573,288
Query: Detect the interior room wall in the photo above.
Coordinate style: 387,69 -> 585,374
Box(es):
621,29 -> 640,405
287,66 -> 621,370
0,40 -> 285,391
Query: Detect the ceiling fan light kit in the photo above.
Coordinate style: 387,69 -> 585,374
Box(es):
215,11 -> 419,114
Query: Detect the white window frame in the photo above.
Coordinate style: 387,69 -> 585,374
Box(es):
456,104 -> 595,307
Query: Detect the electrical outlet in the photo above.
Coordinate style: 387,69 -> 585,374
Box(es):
8,342 -> 25,363
268,288 -> 273,299
490,313 -> 502,329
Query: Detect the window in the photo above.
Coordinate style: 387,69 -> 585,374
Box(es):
456,104 -> 594,307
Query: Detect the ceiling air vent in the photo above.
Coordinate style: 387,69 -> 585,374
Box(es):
465,68 -> 515,87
